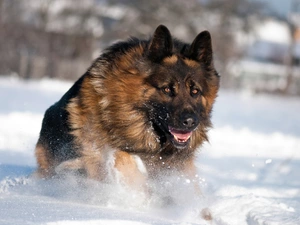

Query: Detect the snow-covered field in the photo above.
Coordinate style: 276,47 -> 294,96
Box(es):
0,76 -> 299,225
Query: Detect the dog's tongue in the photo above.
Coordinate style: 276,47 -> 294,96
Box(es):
169,128 -> 192,142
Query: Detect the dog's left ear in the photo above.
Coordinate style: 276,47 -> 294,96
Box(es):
189,31 -> 213,68
148,25 -> 173,62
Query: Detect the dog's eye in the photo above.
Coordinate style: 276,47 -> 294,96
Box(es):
162,86 -> 171,95
191,88 -> 201,96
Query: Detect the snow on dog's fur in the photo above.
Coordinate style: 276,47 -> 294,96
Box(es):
34,25 -> 220,220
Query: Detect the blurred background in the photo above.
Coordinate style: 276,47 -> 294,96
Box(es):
0,0 -> 300,95
0,2 -> 300,223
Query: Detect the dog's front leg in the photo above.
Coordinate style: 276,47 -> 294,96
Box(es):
113,150 -> 148,194
55,158 -> 85,175
183,158 -> 213,222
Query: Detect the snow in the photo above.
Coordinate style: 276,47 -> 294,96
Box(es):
254,19 -> 291,44
0,76 -> 300,225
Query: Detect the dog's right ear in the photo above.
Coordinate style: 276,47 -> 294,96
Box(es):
148,25 -> 173,62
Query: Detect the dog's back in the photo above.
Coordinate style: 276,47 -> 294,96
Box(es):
34,25 -> 219,185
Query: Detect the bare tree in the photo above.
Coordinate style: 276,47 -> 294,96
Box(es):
0,0 -> 96,79
0,0 -> 263,83
283,0 -> 300,94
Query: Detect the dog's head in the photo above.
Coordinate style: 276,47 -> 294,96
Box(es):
144,25 -> 220,150
92,25 -> 219,153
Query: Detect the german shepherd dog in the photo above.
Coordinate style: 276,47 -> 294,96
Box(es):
35,25 -> 219,219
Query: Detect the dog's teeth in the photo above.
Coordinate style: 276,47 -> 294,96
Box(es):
173,134 -> 190,143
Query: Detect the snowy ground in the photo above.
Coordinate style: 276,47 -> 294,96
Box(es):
0,76 -> 299,225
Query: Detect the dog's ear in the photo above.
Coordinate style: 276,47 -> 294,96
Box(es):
148,25 -> 173,62
189,31 -> 213,68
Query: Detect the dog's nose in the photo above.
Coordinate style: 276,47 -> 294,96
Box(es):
183,117 -> 195,127
183,117 -> 196,128
180,111 -> 199,129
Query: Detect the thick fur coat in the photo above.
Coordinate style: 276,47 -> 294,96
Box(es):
35,25 -> 220,198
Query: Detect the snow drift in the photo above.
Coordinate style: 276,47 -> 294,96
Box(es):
0,76 -> 299,225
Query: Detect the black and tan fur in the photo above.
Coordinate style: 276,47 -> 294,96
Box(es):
35,25 -> 220,213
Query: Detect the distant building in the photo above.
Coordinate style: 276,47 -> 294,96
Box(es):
247,19 -> 300,65
232,18 -> 300,94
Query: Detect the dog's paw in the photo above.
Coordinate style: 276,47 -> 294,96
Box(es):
201,207 -> 213,221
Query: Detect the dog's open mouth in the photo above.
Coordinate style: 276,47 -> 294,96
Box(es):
168,127 -> 192,148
